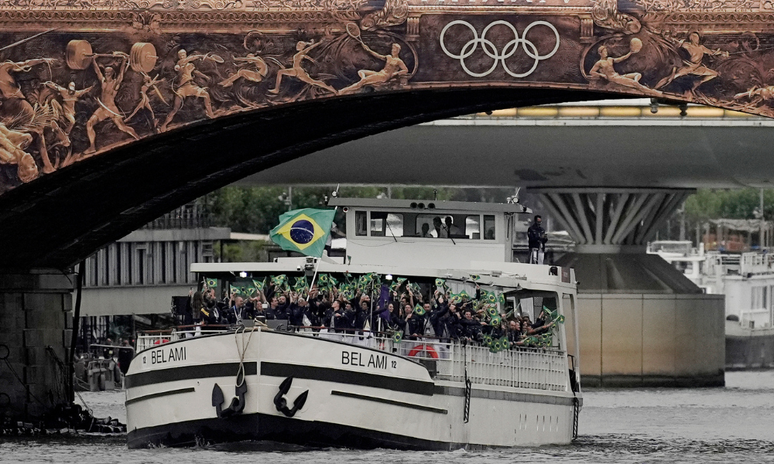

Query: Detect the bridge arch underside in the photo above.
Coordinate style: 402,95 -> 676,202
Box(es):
0,87 -> 613,271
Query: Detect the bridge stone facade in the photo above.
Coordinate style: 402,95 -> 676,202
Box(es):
0,0 -> 773,196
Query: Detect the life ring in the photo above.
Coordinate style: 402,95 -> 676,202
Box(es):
408,344 -> 439,359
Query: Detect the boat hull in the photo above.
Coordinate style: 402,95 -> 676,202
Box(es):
125,329 -> 579,449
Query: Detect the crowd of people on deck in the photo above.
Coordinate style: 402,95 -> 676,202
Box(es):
182,273 -> 563,350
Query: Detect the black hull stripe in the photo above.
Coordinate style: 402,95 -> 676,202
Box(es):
126,387 -> 196,406
331,390 -> 448,414
126,412 -> 477,450
261,362 -> 434,396
125,362 -> 257,388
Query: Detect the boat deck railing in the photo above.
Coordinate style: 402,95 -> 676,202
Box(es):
137,324 -> 570,393
136,325 -> 230,352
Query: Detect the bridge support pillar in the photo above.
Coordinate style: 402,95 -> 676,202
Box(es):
531,188 -> 725,387
0,270 -> 72,420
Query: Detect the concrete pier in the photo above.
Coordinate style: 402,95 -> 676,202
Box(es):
533,188 -> 726,387
0,270 -> 73,419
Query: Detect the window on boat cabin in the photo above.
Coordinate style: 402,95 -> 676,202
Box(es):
465,215 -> 481,239
355,211 -> 367,236
510,290 -> 558,324
414,214 -> 481,239
370,212 -> 403,237
484,215 -> 496,240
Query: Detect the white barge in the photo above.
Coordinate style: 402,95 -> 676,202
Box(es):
125,197 -> 583,449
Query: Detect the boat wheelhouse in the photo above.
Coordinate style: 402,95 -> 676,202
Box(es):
125,197 -> 582,449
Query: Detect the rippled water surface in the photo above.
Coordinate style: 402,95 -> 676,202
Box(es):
3,371 -> 774,464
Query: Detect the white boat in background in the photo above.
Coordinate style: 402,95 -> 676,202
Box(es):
124,197 -> 583,449
649,240 -> 774,369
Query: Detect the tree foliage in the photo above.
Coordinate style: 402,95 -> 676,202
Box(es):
684,189 -> 774,223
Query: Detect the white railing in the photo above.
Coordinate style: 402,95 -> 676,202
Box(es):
740,252 -> 774,275
136,326 -> 230,352
437,344 -> 569,392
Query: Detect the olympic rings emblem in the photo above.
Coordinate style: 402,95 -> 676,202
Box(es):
439,20 -> 560,78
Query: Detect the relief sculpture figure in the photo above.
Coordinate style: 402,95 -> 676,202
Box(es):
0,57 -> 58,174
734,85 -> 774,107
44,81 -> 93,136
268,40 -> 337,95
219,53 -> 268,88
160,49 -> 219,132
655,32 -> 728,91
0,122 -> 37,183
125,73 -> 167,128
589,40 -> 652,94
339,42 -> 408,95
84,54 -> 140,155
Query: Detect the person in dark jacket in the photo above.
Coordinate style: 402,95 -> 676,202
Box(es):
528,215 -> 548,264
287,296 -> 308,327
332,300 -> 352,333
459,309 -> 484,342
403,304 -> 425,340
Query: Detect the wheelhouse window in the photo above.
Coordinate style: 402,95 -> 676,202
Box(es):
484,215 -> 496,240
416,214 -> 471,238
355,211 -> 367,236
370,212 -> 403,237
465,215 -> 481,239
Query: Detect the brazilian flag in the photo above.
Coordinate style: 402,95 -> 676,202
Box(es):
486,305 -> 498,317
491,339 -> 501,353
414,304 -> 426,316
270,208 -> 336,258
252,278 -> 265,292
205,277 -> 218,288
393,332 -> 403,343
500,336 -> 510,351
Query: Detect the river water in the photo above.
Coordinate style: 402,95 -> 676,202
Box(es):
2,371 -> 774,464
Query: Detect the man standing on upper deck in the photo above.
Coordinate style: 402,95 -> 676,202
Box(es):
528,215 -> 548,264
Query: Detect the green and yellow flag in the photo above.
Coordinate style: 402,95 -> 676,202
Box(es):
270,208 -> 336,258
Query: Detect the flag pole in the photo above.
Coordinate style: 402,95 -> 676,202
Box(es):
308,257 -> 322,295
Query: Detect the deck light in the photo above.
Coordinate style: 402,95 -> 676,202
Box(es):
239,271 -> 248,278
